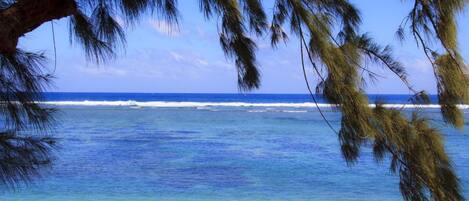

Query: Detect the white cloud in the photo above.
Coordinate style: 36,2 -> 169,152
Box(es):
168,51 -> 210,68
170,51 -> 183,61
195,58 -> 209,67
79,66 -> 127,76
213,60 -> 234,70
148,19 -> 181,37
196,26 -> 207,38
404,58 -> 431,72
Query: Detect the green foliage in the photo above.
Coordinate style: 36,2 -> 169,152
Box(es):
0,49 -> 57,188
372,106 -> 463,201
67,0 -> 178,62
403,0 -> 469,128
279,1 -> 467,200
0,131 -> 56,189
68,0 -> 263,90
70,11 -> 114,63
356,34 -> 410,90
241,0 -> 268,36
92,3 -> 126,48
409,0 -> 464,52
201,0 -> 262,90
435,54 -> 468,128
0,50 -> 55,130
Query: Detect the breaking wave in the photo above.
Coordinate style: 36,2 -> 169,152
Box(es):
40,100 -> 469,109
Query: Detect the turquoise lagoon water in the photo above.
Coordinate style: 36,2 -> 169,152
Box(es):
1,93 -> 468,201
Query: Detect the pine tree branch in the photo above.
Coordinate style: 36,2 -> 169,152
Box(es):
0,0 -> 77,54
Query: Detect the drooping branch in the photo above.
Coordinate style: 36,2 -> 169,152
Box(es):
0,0 -> 78,54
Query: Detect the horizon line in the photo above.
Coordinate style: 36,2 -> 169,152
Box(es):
42,92 -> 437,95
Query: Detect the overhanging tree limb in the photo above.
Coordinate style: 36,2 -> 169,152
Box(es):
0,0 -> 77,54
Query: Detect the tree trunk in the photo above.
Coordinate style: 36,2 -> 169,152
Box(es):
0,0 -> 77,54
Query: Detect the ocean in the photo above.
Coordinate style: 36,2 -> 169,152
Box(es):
2,93 -> 468,201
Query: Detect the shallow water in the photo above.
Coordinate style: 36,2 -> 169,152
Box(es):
2,104 -> 469,200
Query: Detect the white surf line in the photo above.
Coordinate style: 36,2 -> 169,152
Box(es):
38,101 -> 469,109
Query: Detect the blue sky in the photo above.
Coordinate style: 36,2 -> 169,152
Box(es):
19,0 -> 469,94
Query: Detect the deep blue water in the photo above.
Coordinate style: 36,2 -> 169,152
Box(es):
42,92 -> 439,104
1,93 -> 468,201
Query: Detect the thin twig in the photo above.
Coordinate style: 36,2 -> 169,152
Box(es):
50,21 -> 57,74
297,15 -> 338,134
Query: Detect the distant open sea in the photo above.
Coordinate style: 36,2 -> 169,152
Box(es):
2,93 -> 468,201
